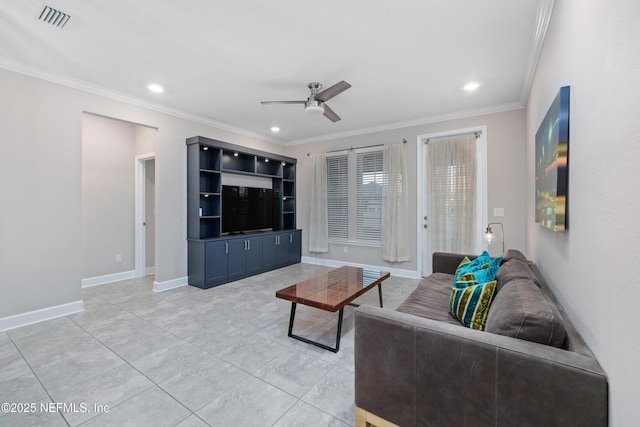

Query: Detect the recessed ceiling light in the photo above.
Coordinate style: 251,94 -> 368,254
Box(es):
270,126 -> 280,133
463,82 -> 480,92
147,83 -> 164,93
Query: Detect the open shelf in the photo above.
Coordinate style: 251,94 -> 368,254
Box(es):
199,171 -> 220,194
282,212 -> 296,230
199,217 -> 221,239
283,163 -> 295,180
283,198 -> 295,213
256,157 -> 282,177
199,146 -> 221,170
283,180 -> 295,197
200,194 -> 220,217
222,150 -> 255,174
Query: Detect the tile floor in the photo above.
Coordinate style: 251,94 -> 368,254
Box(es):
0,263 -> 419,426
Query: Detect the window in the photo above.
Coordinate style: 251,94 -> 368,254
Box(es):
356,149 -> 384,243
326,147 -> 384,245
326,153 -> 349,241
427,135 -> 478,253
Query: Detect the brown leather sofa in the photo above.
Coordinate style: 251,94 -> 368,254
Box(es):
354,250 -> 608,427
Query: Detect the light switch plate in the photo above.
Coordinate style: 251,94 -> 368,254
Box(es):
493,208 -> 504,217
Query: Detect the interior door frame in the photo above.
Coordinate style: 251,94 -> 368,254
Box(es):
416,126 -> 488,277
135,152 -> 155,278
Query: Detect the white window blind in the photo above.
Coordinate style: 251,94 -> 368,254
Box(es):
356,149 -> 384,243
326,153 -> 349,241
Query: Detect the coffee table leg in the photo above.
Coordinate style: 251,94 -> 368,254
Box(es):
287,303 -> 344,353
335,308 -> 344,352
288,302 -> 297,336
378,284 -> 384,307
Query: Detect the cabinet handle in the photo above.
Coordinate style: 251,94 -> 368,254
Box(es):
225,242 -> 228,254
244,240 -> 247,250
276,236 -> 279,245
247,240 -> 251,250
290,234 -> 293,243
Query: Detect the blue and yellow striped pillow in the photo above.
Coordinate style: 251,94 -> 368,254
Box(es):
449,279 -> 497,330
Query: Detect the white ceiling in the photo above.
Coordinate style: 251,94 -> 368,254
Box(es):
0,0 -> 553,144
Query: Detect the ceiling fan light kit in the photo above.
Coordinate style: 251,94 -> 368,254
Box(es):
261,80 -> 351,122
304,102 -> 324,115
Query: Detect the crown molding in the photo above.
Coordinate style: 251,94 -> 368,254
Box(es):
286,102 -> 523,146
519,0 -> 556,105
0,56 -> 284,146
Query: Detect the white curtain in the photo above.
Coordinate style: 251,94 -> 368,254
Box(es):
427,135 -> 477,253
382,142 -> 410,262
308,153 -> 329,252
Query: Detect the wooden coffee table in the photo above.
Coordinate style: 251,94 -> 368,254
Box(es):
275,266 -> 390,352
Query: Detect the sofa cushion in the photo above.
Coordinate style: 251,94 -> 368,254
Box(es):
485,278 -> 566,347
502,249 -> 528,263
449,280 -> 497,330
496,259 -> 538,291
396,273 -> 461,326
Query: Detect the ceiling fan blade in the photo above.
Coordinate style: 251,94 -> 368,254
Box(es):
260,100 -> 306,105
322,103 -> 341,122
315,80 -> 351,102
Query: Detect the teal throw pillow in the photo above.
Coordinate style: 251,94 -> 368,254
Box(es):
455,251 -> 503,281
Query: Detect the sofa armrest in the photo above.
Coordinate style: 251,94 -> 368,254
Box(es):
355,305 -> 607,427
432,252 -> 477,274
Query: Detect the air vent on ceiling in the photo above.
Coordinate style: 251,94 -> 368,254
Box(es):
38,5 -> 71,29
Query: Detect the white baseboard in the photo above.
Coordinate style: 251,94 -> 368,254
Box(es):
145,266 -> 155,276
301,256 -> 421,279
81,270 -> 136,288
0,300 -> 85,332
153,276 -> 188,293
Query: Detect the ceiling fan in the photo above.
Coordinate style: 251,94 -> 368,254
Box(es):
261,81 -> 351,122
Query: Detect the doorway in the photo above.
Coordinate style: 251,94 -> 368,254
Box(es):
81,113 -> 158,286
417,126 -> 487,276
135,154 -> 155,278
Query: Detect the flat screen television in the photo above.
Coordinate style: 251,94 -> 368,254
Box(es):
222,185 -> 280,234
535,85 -> 570,231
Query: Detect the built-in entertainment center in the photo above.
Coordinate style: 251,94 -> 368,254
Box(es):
186,136 -> 301,288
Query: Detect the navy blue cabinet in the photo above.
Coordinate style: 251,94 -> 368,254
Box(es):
228,236 -> 263,281
188,231 -> 301,289
188,240 -> 228,288
261,234 -> 279,271
289,231 -> 302,264
187,136 -> 301,289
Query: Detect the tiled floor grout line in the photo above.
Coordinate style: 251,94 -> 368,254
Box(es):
3,268 -> 419,426
70,290 -> 323,426
5,333 -> 73,427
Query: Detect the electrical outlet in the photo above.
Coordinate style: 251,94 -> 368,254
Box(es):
115,254 -> 122,263
343,246 -> 348,253
493,207 -> 504,217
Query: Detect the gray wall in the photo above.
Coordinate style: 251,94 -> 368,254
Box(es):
82,114 -> 136,278
525,0 -> 640,424
0,67 -> 284,319
285,108 -> 527,274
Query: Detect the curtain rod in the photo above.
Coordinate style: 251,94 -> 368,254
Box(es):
425,131 -> 481,143
307,138 -> 406,156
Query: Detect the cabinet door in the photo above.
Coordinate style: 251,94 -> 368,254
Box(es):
245,236 -> 263,275
262,234 -> 278,271
227,239 -> 247,281
288,231 -> 301,264
205,241 -> 228,286
275,232 -> 289,267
